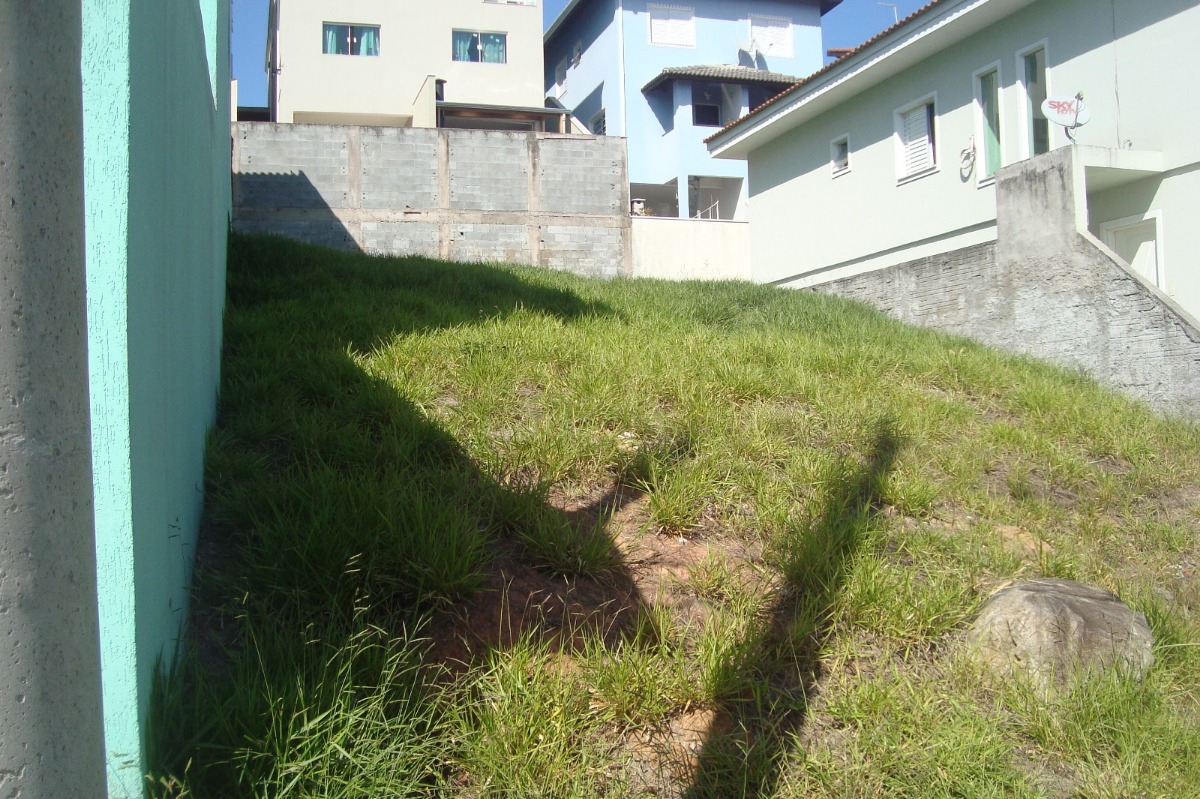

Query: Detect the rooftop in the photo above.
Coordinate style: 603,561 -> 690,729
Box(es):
642,65 -> 800,94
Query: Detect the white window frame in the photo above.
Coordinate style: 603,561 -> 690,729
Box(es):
1099,211 -> 1167,291
972,61 -> 1004,187
648,4 -> 695,48
749,14 -> 793,58
322,22 -> 381,57
452,29 -> 508,64
893,93 -> 938,184
830,134 -> 850,177
1016,39 -> 1051,160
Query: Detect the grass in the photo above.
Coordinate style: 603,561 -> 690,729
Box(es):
150,233 -> 1200,798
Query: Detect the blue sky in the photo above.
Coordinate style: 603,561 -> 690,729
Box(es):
231,0 -> 926,108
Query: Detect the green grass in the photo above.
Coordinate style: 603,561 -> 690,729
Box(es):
151,233 -> 1200,798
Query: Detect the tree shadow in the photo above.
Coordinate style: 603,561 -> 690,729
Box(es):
684,422 -> 901,798
159,233 -> 656,795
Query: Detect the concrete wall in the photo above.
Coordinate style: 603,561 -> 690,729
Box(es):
273,0 -> 544,124
739,0 -> 1200,320
233,123 -> 631,279
815,149 -> 1200,418
0,3 -> 109,796
631,218 -> 752,280
82,1 -> 230,795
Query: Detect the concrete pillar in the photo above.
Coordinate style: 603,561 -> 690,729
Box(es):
672,81 -> 692,219
0,3 -> 109,797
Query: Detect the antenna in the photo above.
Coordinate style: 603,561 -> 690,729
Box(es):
1041,91 -> 1092,142
877,2 -> 899,24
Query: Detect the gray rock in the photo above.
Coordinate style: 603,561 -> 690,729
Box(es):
967,578 -> 1153,694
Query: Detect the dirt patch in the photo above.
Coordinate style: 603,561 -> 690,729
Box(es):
424,479 -> 758,670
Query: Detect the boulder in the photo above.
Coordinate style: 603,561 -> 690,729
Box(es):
967,578 -> 1153,694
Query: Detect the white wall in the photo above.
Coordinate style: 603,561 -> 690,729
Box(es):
275,0 -> 544,124
631,218 -> 751,280
743,0 -> 1200,313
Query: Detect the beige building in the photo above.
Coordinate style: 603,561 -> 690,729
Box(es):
267,0 -> 564,130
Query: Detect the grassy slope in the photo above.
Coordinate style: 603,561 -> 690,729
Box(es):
151,234 -> 1200,798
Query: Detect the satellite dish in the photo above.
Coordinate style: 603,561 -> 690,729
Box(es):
1041,94 -> 1091,129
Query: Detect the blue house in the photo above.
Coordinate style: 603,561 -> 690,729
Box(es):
545,0 -> 841,219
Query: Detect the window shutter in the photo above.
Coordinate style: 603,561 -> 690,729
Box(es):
650,6 -> 694,46
901,104 -> 933,174
750,17 -> 792,57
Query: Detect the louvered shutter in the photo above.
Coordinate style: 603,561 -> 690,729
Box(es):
901,104 -> 934,175
750,17 -> 792,57
650,6 -> 694,46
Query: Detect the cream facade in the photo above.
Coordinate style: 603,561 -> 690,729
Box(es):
708,0 -> 1200,321
268,0 -> 549,128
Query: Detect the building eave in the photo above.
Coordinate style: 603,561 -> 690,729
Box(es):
546,0 -> 846,45
707,0 -> 1038,160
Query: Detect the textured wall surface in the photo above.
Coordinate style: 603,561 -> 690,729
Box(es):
0,2 -> 108,796
82,1 -> 230,795
815,150 -> 1200,418
233,124 -> 632,279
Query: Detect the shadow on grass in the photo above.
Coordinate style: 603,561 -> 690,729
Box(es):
149,233 -> 652,796
684,421 -> 900,798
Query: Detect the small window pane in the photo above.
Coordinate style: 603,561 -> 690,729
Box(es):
831,137 -> 850,174
693,104 -> 720,126
453,30 -> 506,63
1024,49 -> 1049,155
323,24 -> 379,56
978,70 -> 1000,177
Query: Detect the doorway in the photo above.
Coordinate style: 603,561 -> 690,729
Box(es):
1100,213 -> 1163,289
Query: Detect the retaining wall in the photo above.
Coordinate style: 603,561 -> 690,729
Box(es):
816,149 -> 1200,418
631,218 -> 751,281
233,123 -> 631,279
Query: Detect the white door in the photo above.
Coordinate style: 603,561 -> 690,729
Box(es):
1104,218 -> 1161,287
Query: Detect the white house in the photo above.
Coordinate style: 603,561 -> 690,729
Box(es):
706,0 -> 1200,322
267,0 -> 562,130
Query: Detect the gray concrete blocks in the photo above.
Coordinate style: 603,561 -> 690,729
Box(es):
360,128 -> 438,210
449,224 -> 533,265
540,224 -> 625,279
538,137 -> 628,216
236,124 -> 350,209
449,131 -> 530,212
361,221 -> 440,258
232,123 -> 632,279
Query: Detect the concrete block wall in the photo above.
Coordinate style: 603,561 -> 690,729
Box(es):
815,150 -> 1200,418
233,124 -> 631,279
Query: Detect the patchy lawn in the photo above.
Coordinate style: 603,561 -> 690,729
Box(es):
151,234 -> 1200,799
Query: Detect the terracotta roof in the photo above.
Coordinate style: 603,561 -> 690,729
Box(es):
642,65 -> 800,93
705,0 -> 950,145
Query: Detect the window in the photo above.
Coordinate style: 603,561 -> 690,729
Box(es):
323,23 -> 380,56
452,30 -> 507,63
830,135 -> 850,176
750,15 -> 793,58
590,110 -> 607,136
649,5 -> 695,48
554,58 -> 569,98
1021,45 -> 1049,156
975,67 -> 1001,179
895,97 -> 937,180
691,83 -> 722,127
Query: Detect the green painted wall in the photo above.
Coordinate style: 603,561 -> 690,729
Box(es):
82,1 -> 229,795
